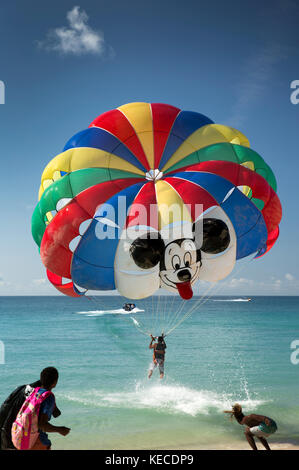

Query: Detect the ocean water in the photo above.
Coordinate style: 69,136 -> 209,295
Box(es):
0,295 -> 298,450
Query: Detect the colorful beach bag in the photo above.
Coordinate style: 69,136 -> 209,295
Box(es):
11,387 -> 53,450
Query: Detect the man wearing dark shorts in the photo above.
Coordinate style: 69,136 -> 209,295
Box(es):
148,335 -> 166,379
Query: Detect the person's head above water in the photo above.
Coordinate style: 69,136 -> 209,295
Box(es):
158,336 -> 165,343
224,403 -> 244,420
40,366 -> 59,390
232,403 -> 243,416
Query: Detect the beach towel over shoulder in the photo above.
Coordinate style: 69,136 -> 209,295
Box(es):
11,387 -> 54,450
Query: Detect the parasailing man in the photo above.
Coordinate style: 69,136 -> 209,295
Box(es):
148,334 -> 167,379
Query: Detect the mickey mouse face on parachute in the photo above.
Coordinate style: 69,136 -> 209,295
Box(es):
114,206 -> 236,300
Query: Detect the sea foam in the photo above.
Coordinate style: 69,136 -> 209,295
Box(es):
60,382 -> 267,417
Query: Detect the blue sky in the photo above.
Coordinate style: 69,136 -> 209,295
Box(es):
0,0 -> 298,295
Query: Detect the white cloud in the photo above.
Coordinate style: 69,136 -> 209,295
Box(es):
0,274 -> 11,288
285,273 -> 295,281
226,277 -> 253,288
38,6 -> 113,57
32,278 -> 46,285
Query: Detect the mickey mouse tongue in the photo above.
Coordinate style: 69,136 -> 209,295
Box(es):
176,281 -> 193,300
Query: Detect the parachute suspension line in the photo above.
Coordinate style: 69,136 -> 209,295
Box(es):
164,297 -> 187,336
152,288 -> 158,335
150,289 -> 185,337
85,253 -> 256,338
155,291 -> 161,336
165,281 -> 218,336
151,289 -> 157,336
86,294 -> 101,308
166,259 -> 252,336
164,253 -> 257,337
162,292 -> 177,334
159,294 -> 167,335
156,289 -> 162,335
168,292 -> 180,331
162,297 -> 166,334
86,294 -> 152,337
130,316 -> 152,337
124,299 -> 152,337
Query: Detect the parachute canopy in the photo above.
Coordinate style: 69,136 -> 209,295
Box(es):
32,102 -> 282,299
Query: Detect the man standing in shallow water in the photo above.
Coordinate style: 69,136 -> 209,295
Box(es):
148,335 -> 167,379
31,367 -> 71,450
224,403 -> 277,450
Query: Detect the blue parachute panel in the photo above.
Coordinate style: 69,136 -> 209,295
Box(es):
70,182 -> 145,290
63,127 -> 146,172
159,111 -> 213,169
168,171 -> 268,259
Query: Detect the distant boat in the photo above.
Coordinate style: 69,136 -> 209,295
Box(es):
123,303 -> 136,312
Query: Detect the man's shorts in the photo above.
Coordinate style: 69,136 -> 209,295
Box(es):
149,359 -> 164,374
250,421 -> 277,438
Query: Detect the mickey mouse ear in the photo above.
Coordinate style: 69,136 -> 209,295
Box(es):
114,227 -> 162,299
193,207 -> 236,282
201,218 -> 230,254
130,233 -> 165,269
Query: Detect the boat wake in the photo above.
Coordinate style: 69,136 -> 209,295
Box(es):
76,308 -> 144,317
212,298 -> 252,302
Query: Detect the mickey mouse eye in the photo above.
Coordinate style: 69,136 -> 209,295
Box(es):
172,255 -> 181,271
130,233 -> 165,269
201,218 -> 230,254
184,252 -> 192,267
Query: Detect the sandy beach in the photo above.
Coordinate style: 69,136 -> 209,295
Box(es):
168,441 -> 299,451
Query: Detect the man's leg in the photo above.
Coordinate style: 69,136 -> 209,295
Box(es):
159,360 -> 164,379
244,428 -> 258,450
148,362 -> 155,379
258,437 -> 271,450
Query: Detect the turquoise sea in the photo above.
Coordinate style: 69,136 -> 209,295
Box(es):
0,295 -> 298,450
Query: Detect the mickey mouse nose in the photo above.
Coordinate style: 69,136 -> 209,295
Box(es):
177,269 -> 191,282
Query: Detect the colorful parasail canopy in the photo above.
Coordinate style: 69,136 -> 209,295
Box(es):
32,102 -> 282,300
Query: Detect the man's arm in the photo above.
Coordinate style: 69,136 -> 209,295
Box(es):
149,336 -> 157,349
39,413 -> 70,436
52,406 -> 61,418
